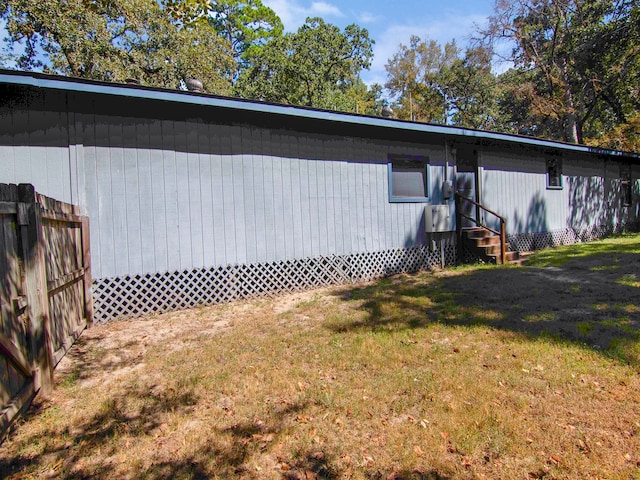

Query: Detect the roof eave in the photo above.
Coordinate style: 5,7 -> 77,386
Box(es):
1,69 -> 638,160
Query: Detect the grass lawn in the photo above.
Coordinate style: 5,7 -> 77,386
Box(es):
1,234 -> 640,479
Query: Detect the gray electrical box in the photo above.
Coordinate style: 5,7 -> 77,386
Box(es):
425,205 -> 451,232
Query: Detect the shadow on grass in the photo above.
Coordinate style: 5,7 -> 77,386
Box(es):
367,470 -> 452,480
0,386 -> 312,479
333,249 -> 640,367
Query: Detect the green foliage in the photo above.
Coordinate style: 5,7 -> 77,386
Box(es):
0,0 -> 234,93
384,36 -> 499,129
441,46 -> 500,130
485,0 -> 640,144
208,0 -> 283,65
319,79 -> 387,115
384,36 -> 458,123
585,112 -> 640,153
235,17 -> 374,109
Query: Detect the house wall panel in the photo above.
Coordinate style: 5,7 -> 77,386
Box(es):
149,119 -> 168,273
481,148 -> 569,234
0,93 -> 72,204
1,85 -> 638,283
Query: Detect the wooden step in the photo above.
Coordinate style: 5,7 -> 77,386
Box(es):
461,227 -> 530,267
462,227 -> 493,239
472,235 -> 502,247
488,250 -> 532,266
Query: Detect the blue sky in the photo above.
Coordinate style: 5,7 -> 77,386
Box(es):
1,0 -> 502,87
263,0 -> 500,86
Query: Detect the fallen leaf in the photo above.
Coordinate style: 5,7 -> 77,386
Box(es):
362,455 -> 374,466
413,445 -> 424,456
528,467 -> 549,479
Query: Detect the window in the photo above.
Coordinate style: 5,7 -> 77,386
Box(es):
546,158 -> 562,189
388,155 -> 429,202
621,165 -> 632,207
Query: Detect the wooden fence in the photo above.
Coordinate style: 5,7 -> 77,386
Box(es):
0,184 -> 92,436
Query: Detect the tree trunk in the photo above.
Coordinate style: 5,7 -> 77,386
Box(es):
562,59 -> 580,144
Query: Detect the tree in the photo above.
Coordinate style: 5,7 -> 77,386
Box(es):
208,0 -> 282,67
384,36 -> 458,123
585,113 -> 640,152
384,36 -> 500,129
320,79 -> 386,115
0,0 -> 235,93
440,46 -> 500,130
235,17 -> 374,109
484,0 -> 640,144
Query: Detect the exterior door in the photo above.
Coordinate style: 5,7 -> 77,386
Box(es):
455,146 -> 479,228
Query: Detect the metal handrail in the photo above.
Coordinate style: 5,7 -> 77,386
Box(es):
454,192 -> 507,265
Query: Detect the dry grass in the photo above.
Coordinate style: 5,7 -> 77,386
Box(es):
2,235 -> 640,479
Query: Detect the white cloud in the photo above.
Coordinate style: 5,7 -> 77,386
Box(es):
310,2 -> 344,17
357,11 -> 382,24
263,0 -> 343,31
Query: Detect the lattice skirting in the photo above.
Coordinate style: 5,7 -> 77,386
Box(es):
92,244 -> 458,323
507,222 -> 640,252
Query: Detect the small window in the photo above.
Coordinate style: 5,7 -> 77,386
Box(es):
388,155 -> 429,202
546,158 -> 562,189
621,165 -> 632,207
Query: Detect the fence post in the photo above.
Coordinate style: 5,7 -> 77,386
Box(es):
17,184 -> 53,393
81,216 -> 94,326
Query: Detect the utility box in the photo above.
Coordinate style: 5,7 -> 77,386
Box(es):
425,205 -> 451,233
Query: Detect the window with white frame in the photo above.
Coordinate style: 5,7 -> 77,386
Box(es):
388,155 -> 429,202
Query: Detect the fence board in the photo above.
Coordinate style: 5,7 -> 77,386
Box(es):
0,183 -> 91,439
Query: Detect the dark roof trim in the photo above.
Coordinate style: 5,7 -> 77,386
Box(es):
2,68 -> 638,159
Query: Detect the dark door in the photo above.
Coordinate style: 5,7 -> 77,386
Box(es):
455,147 -> 479,228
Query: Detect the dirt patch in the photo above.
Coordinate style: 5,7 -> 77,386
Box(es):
54,306 -> 232,390
54,287 -> 339,392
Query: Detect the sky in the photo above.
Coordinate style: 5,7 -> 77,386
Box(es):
262,0 -> 501,87
1,0 -> 503,88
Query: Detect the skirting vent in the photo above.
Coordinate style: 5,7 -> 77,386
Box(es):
93,244 -> 458,323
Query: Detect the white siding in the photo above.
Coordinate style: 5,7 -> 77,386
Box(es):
482,148 -> 568,234
1,87 -> 636,280
0,93 -> 72,203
